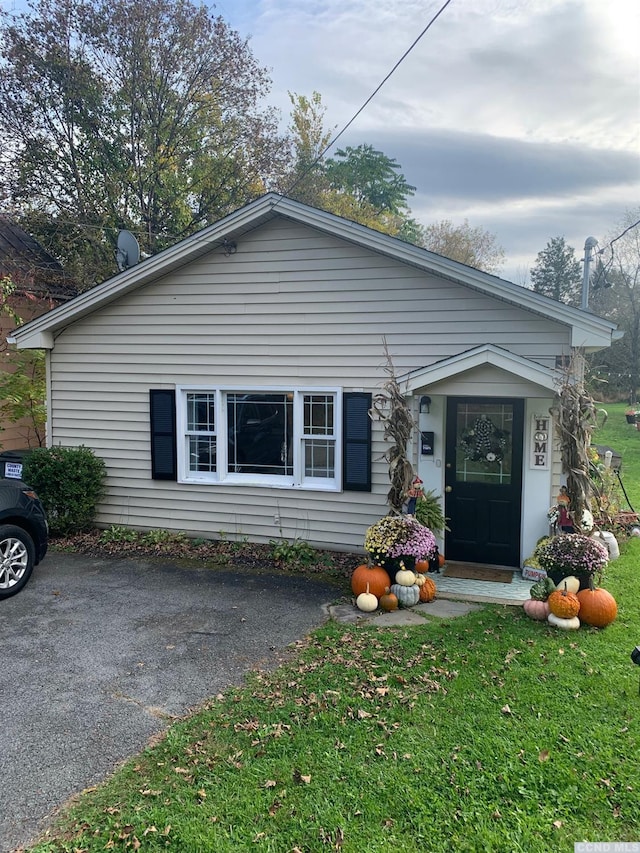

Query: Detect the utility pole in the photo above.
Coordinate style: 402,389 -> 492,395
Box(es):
581,236 -> 599,311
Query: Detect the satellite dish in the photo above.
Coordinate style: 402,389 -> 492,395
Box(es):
116,230 -> 140,271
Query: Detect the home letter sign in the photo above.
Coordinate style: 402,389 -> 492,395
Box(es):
530,414 -> 550,469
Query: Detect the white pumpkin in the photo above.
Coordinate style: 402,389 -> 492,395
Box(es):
558,576 -> 580,595
414,574 -> 426,587
356,584 -> 378,612
548,612 -> 580,630
395,569 -> 416,587
591,530 -> 619,560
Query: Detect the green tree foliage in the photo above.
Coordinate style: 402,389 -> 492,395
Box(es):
325,144 -> 416,216
285,93 -> 503,271
420,219 -> 505,273
285,92 -> 333,207
0,0 -> 288,289
589,209 -> 640,401
530,236 -> 581,305
0,276 -> 46,447
285,92 -> 418,238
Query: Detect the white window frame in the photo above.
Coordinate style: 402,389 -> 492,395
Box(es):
177,385 -> 341,491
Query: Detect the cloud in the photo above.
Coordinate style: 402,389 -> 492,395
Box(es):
219,0 -> 639,281
358,128 -> 639,204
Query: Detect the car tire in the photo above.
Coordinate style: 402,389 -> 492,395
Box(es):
0,524 -> 36,600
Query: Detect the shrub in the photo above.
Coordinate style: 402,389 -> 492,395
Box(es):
22,445 -> 106,535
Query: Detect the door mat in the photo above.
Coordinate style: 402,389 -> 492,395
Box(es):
443,564 -> 513,583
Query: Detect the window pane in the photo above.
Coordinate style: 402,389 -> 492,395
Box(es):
189,436 -> 217,472
187,393 -> 215,431
304,394 -> 334,435
227,393 -> 293,475
304,440 -> 335,478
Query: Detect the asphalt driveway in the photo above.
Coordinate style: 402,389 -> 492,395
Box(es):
0,552 -> 339,852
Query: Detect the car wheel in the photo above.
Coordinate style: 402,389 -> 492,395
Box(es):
0,524 -> 36,599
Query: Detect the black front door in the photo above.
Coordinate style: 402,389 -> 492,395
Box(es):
444,397 -> 524,567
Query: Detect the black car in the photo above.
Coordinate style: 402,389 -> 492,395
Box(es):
0,478 -> 48,599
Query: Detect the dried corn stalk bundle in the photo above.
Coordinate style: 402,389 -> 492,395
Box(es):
550,352 -> 605,527
369,340 -> 417,513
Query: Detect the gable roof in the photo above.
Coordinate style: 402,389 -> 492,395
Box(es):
9,194 -> 618,350
399,344 -> 558,393
0,216 -> 77,302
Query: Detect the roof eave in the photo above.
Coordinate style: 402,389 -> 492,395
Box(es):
10,193 -> 618,350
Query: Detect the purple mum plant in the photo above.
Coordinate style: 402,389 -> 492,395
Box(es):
537,533 -> 609,578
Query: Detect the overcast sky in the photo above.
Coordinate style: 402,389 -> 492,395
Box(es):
216,0 -> 639,283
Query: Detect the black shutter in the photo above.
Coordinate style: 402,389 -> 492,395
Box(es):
342,392 -> 371,491
149,389 -> 177,480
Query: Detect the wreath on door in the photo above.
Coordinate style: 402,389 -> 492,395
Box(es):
460,415 -> 510,463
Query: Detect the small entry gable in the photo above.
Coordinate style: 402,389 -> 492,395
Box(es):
400,345 -> 557,397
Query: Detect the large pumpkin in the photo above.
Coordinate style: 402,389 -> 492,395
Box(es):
548,586 -> 581,619
418,576 -> 437,602
576,586 -> 618,628
415,560 -> 430,574
351,564 -> 391,599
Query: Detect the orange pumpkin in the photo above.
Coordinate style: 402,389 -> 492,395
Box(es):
351,564 -> 392,599
548,585 -> 581,619
379,587 -> 399,612
415,559 -> 430,574
576,586 -> 617,628
418,576 -> 437,602
438,552 -> 446,568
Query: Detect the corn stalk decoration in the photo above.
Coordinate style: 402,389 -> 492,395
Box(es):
369,341 -> 417,514
549,351 -> 606,528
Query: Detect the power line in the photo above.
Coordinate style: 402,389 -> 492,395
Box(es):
277,0 -> 455,204
592,217 -> 640,290
603,218 -> 640,254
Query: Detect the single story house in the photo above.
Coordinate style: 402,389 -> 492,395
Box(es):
9,195 -> 618,566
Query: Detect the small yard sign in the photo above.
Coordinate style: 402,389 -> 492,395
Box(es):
4,462 -> 23,479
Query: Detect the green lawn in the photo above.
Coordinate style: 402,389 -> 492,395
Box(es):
593,401 -> 640,511
29,401 -> 640,852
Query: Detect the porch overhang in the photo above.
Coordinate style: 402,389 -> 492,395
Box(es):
399,344 -> 558,394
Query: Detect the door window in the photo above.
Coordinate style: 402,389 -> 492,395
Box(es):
455,402 -> 514,485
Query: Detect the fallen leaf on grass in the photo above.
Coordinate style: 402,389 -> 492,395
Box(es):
501,705 -> 512,715
264,780 -> 277,789
538,750 -> 550,762
293,770 -> 311,784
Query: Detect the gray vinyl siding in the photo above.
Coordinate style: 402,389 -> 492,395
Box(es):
47,218 -> 571,550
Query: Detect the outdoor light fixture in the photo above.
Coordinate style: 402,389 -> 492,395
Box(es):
420,395 -> 431,414
221,239 -> 237,256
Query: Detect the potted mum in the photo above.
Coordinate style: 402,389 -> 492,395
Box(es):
536,533 -> 609,589
365,514 -> 437,573
625,407 -> 640,424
